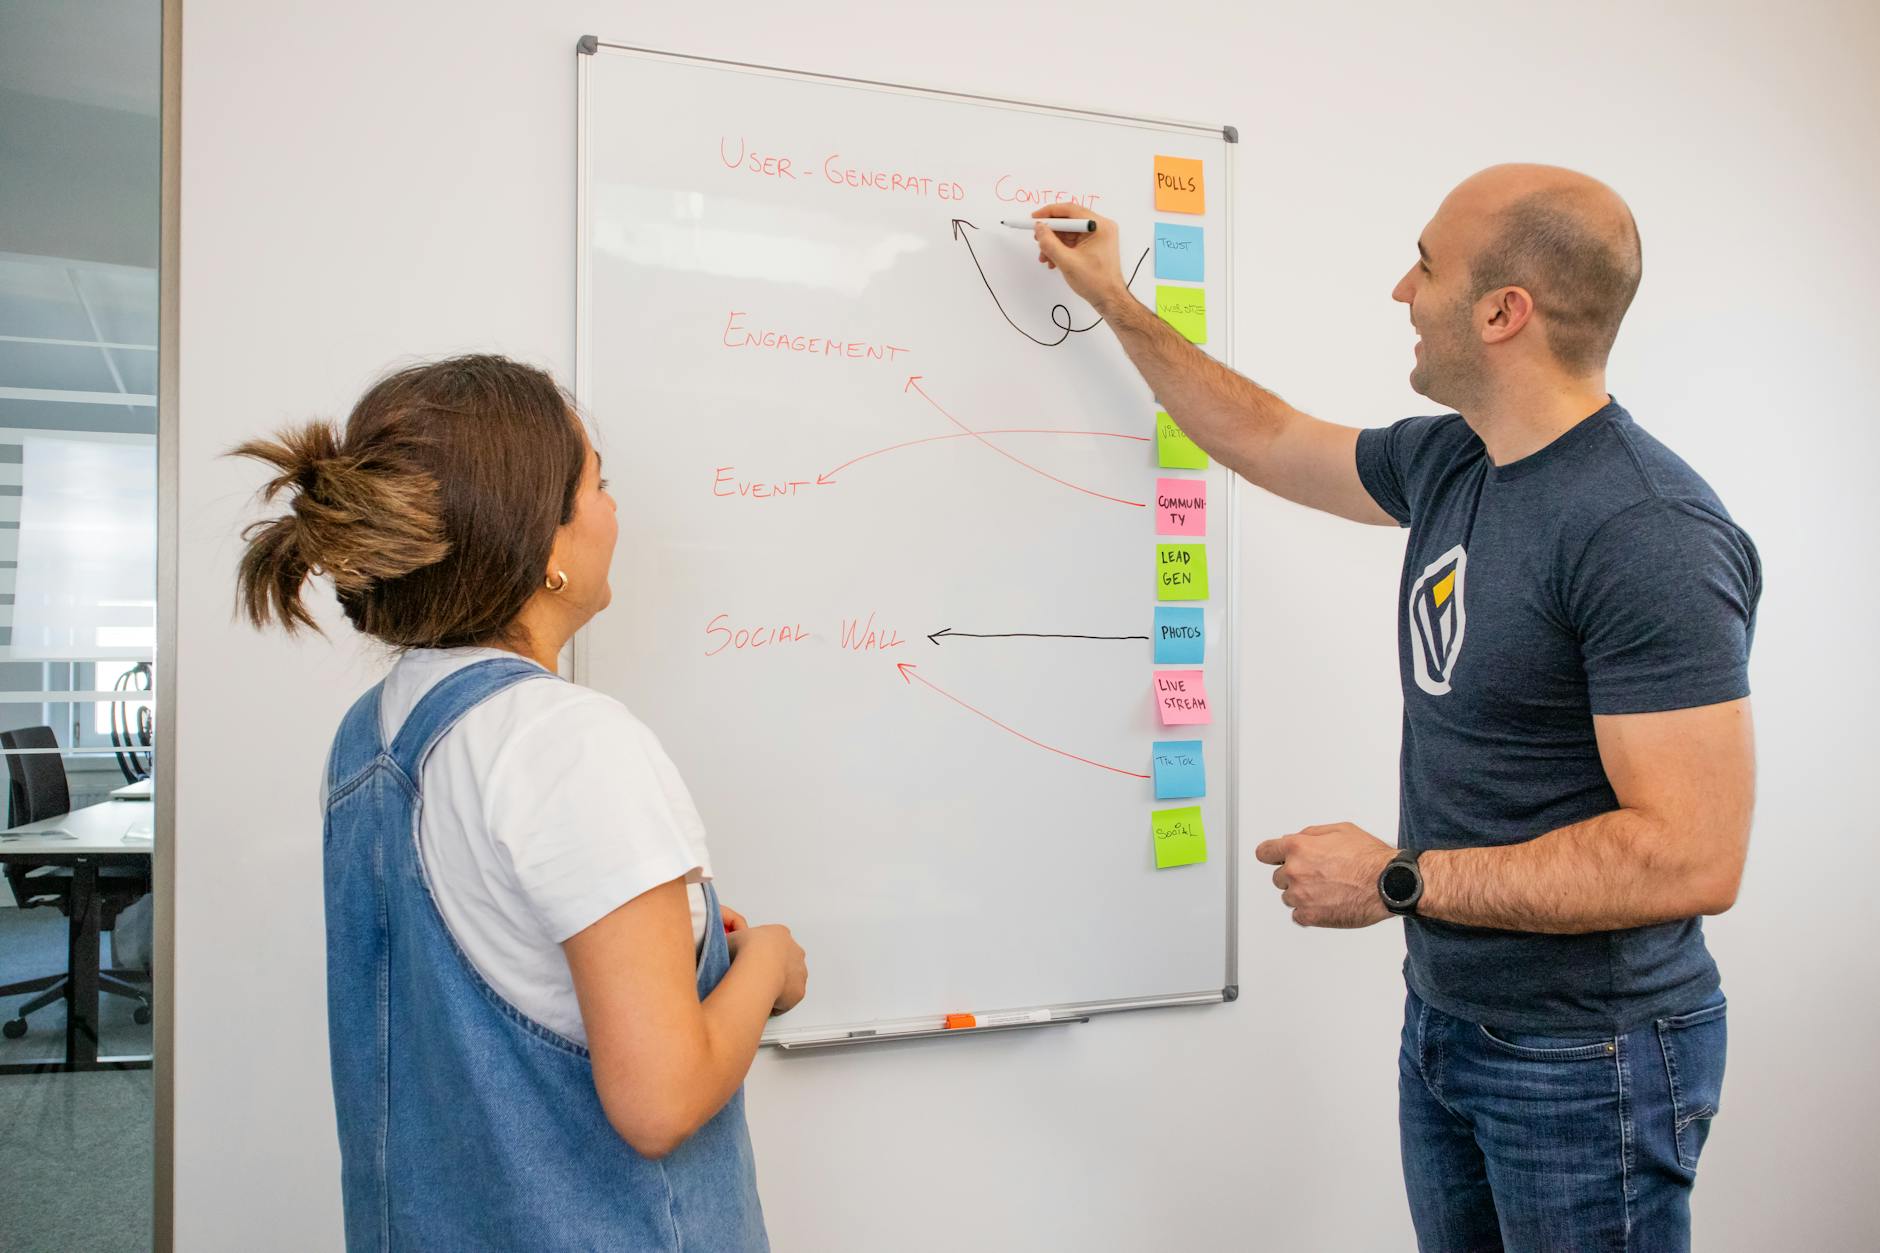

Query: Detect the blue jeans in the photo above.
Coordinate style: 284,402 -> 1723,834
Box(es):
1398,986 -> 1726,1252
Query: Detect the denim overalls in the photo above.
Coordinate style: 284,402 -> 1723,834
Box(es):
322,657 -> 767,1250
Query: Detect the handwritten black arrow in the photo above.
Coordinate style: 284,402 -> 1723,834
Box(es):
927,627 -> 1151,646
949,218 -> 1151,348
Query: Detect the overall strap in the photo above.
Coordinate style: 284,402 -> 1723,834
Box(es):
326,683 -> 389,796
386,657 -> 560,783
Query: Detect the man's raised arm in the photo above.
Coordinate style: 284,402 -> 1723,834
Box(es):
1033,203 -> 1394,527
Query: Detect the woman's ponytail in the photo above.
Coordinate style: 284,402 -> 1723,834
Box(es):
232,419 -> 450,634
229,355 -> 584,649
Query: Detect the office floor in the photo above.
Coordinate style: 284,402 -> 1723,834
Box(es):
0,906 -> 153,1252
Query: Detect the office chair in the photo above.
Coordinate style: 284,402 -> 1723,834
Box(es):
110,662 -> 153,785
0,725 -> 151,1039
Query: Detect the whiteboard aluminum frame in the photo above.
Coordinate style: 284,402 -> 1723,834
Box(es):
574,38 -> 1240,1048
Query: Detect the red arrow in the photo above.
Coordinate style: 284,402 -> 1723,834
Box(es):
903,377 -> 1146,508
820,427 -> 1149,483
895,663 -> 1149,780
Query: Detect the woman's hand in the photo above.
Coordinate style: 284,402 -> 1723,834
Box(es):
720,903 -> 748,933
728,923 -> 808,1016
566,878 -> 790,1158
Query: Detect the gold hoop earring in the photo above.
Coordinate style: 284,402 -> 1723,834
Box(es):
545,570 -> 569,594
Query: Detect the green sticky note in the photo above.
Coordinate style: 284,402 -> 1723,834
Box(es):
1155,411 -> 1208,470
1153,806 -> 1207,869
1156,285 -> 1207,343
1156,543 -> 1209,601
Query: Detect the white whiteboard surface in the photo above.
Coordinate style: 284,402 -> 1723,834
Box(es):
576,42 -> 1238,1046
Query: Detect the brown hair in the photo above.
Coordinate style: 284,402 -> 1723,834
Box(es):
1470,189 -> 1643,375
232,354 -> 586,651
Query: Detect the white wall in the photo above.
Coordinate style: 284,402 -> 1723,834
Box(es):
174,2 -> 1880,1249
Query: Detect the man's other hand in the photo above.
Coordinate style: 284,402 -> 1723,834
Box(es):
1255,823 -> 1399,929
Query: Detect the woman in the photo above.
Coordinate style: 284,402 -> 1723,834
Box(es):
234,355 -> 803,1250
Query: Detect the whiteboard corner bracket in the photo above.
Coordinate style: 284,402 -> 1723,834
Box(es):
1222,124 -> 1239,144
1222,984 -> 1239,1002
577,35 -> 599,56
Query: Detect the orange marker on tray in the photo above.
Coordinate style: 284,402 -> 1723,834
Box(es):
944,1013 -> 977,1030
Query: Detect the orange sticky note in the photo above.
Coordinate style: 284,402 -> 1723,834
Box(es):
1154,156 -> 1205,214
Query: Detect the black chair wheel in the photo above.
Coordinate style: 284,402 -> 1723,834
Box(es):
2,1018 -> 26,1039
133,1006 -> 152,1026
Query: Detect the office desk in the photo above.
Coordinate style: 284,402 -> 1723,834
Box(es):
0,800 -> 153,1074
111,777 -> 153,801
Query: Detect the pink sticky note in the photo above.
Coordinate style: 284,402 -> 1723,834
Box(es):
1155,478 -> 1207,536
1154,670 -> 1211,725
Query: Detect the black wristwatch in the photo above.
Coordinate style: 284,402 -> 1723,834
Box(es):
1378,848 -> 1424,917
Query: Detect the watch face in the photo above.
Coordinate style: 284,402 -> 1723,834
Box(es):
1382,863 -> 1419,903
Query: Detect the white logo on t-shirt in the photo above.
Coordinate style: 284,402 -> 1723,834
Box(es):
1409,544 -> 1468,696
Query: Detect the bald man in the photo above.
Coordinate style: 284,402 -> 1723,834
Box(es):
1035,166 -> 1758,1251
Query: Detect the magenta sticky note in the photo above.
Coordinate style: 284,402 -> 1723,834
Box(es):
1154,670 -> 1211,725
1155,478 -> 1207,536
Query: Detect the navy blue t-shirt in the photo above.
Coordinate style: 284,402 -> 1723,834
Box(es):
1355,399 -> 1761,1033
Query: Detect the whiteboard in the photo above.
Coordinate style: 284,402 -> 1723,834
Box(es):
575,42 -> 1238,1047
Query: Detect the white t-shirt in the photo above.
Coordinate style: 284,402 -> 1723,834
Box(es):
373,648 -> 712,1045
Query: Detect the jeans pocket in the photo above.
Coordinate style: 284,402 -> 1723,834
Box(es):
1476,1024 -> 1616,1062
1656,998 -> 1727,1170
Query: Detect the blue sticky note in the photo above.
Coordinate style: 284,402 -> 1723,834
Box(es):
1154,606 -> 1205,664
1152,740 -> 1206,800
1154,223 -> 1205,282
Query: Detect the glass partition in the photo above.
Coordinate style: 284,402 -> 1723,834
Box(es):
0,4 -> 161,1247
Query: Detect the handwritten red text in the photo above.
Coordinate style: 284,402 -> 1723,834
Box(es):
722,311 -> 911,362
705,614 -> 812,657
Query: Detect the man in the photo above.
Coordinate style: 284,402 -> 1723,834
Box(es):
1032,165 -> 1759,1252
